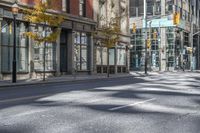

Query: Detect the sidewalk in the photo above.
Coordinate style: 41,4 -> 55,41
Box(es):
2,70 -> 197,88
0,73 -> 134,88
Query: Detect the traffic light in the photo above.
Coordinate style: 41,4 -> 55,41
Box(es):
132,23 -> 136,33
189,47 -> 193,54
173,12 -> 180,25
153,31 -> 157,40
147,39 -> 151,49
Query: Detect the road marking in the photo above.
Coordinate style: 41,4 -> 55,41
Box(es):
86,97 -> 111,104
108,98 -> 156,111
0,94 -> 49,104
13,109 -> 48,117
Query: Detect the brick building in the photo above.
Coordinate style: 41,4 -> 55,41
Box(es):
0,0 -> 96,80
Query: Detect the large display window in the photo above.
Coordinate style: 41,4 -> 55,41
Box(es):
74,32 -> 88,71
32,26 -> 56,71
1,20 -> 28,73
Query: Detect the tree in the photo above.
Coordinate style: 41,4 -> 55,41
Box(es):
95,15 -> 121,77
24,0 -> 64,81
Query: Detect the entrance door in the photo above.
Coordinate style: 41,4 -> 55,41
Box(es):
60,30 -> 68,72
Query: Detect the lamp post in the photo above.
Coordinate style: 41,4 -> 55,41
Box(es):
144,0 -> 148,74
11,2 -> 19,83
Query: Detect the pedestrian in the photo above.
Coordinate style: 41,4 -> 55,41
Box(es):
182,60 -> 186,71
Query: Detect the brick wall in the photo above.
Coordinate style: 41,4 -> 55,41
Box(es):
20,0 -> 93,19
70,0 -> 93,19
70,0 -> 79,16
86,0 -> 93,19
20,0 -> 62,11
20,0 -> 39,5
48,0 -> 62,11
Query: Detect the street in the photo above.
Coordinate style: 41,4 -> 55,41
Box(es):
0,72 -> 200,133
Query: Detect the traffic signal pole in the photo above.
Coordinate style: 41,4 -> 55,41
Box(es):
144,0 -> 148,75
190,24 -> 193,71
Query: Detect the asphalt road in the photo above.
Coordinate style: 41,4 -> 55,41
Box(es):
0,72 -> 200,133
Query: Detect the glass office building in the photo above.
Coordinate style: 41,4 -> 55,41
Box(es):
130,0 -> 200,71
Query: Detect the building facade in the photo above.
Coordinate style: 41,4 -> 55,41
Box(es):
93,0 -> 130,74
0,0 -> 96,80
129,0 -> 200,72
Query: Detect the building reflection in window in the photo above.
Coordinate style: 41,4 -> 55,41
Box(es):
32,26 -> 56,71
1,20 -> 28,73
74,32 -> 88,71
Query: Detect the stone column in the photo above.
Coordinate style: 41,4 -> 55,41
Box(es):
127,46 -> 130,73
160,0 -> 166,71
114,46 -> 118,74
0,18 -> 2,80
55,28 -> 61,76
88,34 -> 94,74
67,30 -> 75,74
28,25 -> 33,78
197,35 -> 200,69
93,38 -> 97,74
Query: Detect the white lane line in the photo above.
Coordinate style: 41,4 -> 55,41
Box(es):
0,94 -> 49,104
108,98 -> 156,111
86,97 -> 111,104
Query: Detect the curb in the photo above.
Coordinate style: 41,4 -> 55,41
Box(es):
0,75 -> 133,89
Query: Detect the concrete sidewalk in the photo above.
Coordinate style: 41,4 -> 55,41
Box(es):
2,70 -> 197,88
0,73 -> 134,88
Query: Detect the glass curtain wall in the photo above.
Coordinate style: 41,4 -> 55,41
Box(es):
130,29 -> 145,71
166,27 -> 176,70
130,28 -> 160,71
130,0 -> 162,17
149,28 -> 160,70
1,20 -> 28,73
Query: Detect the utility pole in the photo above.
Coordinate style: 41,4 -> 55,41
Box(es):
144,0 -> 148,74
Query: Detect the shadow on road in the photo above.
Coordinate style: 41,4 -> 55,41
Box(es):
0,76 -> 146,110
1,73 -> 200,133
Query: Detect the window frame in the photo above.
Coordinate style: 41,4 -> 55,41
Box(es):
74,32 -> 88,71
79,0 -> 86,17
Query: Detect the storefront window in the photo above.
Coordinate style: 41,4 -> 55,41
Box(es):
96,47 -> 102,65
33,26 -> 56,71
1,20 -> 28,73
74,32 -> 88,70
96,46 -> 108,65
109,49 -> 115,65
117,47 -> 126,65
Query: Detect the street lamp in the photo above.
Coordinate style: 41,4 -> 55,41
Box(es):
144,0 -> 148,74
12,2 -> 19,83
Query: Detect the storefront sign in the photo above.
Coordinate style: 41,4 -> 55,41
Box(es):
62,21 -> 72,29
1,9 -> 23,20
74,23 -> 84,31
74,22 -> 93,32
84,25 -> 91,32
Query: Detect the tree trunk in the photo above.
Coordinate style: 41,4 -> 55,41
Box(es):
43,41 -> 46,81
107,48 -> 110,77
43,26 -> 47,81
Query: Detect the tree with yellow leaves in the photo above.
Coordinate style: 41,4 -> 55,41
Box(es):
95,15 -> 121,77
24,0 -> 64,81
